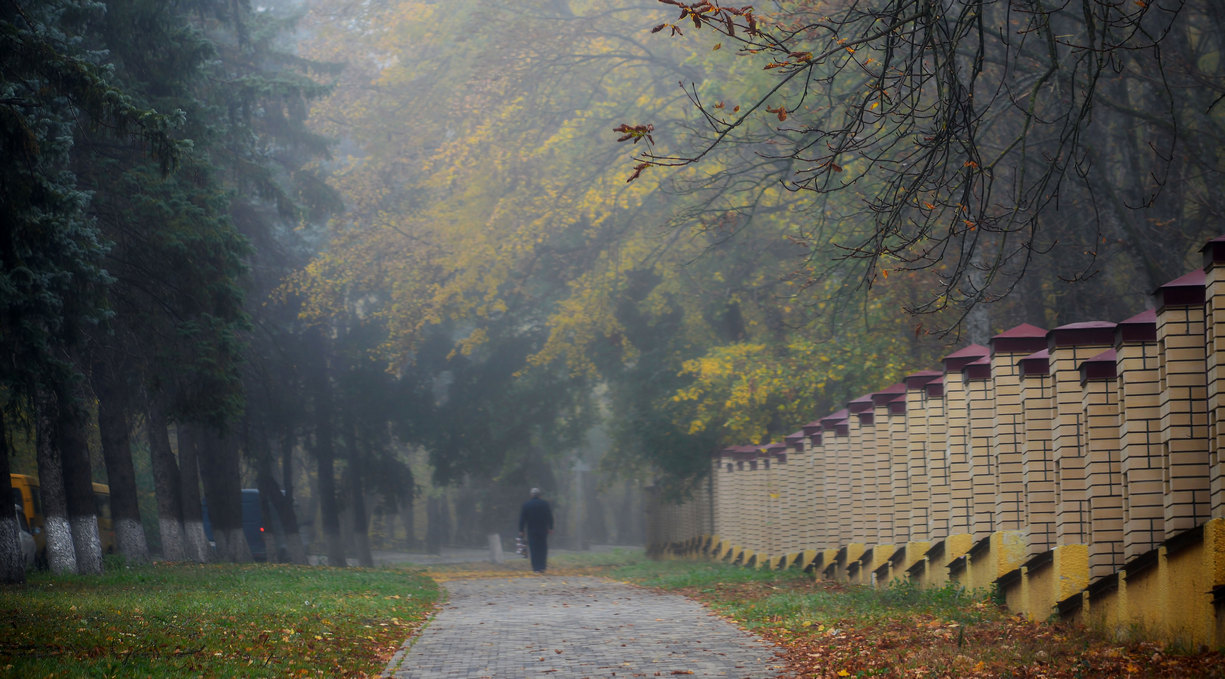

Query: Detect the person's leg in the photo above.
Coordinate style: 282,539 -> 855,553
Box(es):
528,532 -> 547,572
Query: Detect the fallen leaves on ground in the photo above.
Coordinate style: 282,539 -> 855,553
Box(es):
671,579 -> 1225,679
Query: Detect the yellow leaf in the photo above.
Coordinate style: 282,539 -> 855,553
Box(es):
838,671 -> 850,677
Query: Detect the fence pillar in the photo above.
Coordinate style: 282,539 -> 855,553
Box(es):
1115,310 -> 1165,560
801,422 -> 827,549
923,379 -> 950,540
868,387 -> 903,546
883,388 -> 909,544
1019,350 -> 1056,557
1155,270 -> 1211,536
905,370 -> 942,541
963,356 -> 996,540
1204,237 -> 1225,520
1049,321 -> 1117,547
991,324 -> 1049,534
942,344 -> 988,537
847,395 -> 875,545
822,410 -> 851,548
1080,349 -> 1124,579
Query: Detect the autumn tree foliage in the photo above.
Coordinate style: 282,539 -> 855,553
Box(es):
625,0 -> 1225,333
294,0 -> 953,499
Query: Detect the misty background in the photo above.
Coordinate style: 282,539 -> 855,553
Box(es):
2,0 -> 1221,574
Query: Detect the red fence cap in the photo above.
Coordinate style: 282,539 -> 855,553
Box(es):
942,343 -> 989,372
1080,348 -> 1118,383
1116,308 -> 1156,344
1153,269 -> 1205,309
991,323 -> 1048,356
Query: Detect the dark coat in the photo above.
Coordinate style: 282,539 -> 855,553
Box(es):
518,497 -> 553,535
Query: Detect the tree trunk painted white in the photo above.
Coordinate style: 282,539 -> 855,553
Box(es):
36,391 -> 76,575
183,519 -> 212,563
214,526 -> 251,563
70,514 -> 103,575
147,402 -> 186,561
158,517 -> 186,561
114,518 -> 147,563
176,427 -> 212,563
0,516 -> 26,584
43,515 -> 76,574
94,377 -> 149,564
284,530 -> 307,565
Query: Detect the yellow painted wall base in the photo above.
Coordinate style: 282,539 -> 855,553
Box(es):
649,519 -> 1225,649
1082,519 -> 1225,648
862,544 -> 896,585
961,531 -> 1027,592
918,534 -> 974,587
799,549 -> 818,571
881,541 -> 930,585
825,543 -> 866,582
811,548 -> 840,579
1052,544 -> 1090,606
1002,543 -> 1089,622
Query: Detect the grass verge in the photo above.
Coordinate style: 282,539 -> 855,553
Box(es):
605,558 -> 1225,679
0,558 -> 438,678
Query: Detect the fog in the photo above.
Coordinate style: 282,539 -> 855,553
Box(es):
3,0 -> 1223,572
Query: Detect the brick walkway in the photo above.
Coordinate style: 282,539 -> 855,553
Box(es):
381,575 -> 785,678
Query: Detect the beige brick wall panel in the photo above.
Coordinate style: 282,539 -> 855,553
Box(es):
848,410 -> 873,544
1051,335 -> 1114,547
890,402 -> 911,544
1082,377 -> 1125,579
965,376 -> 998,540
1209,248 -> 1225,519
820,439 -> 838,548
1157,291 -> 1212,535
783,452 -> 801,554
925,390 -> 951,540
906,387 -> 932,541
847,411 -> 867,539
750,456 -> 766,555
990,325 -> 1048,535
944,372 -> 974,537
1020,369 -> 1056,556
874,403 -> 901,545
878,405 -> 900,545
829,421 -> 852,546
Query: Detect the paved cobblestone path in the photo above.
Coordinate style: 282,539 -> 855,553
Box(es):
381,575 -> 785,678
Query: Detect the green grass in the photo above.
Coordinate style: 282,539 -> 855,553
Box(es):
0,558 -> 439,678
606,559 -> 991,632
545,547 -> 648,569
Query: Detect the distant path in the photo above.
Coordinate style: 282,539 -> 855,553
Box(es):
381,575 -> 784,678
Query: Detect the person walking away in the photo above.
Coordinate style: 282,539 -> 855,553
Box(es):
518,488 -> 553,573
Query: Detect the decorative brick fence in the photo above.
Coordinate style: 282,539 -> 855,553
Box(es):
646,235 -> 1225,648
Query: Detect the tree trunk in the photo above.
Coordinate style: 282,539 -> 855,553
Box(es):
316,423 -> 345,567
425,496 -> 444,555
309,332 -> 345,568
93,368 -> 149,563
400,495 -> 415,550
146,401 -> 185,561
176,424 -> 212,562
348,465 -> 374,567
249,417 -> 307,564
278,427 -> 307,563
343,410 -> 374,567
55,381 -> 103,575
0,412 -> 26,584
196,426 -> 250,562
35,388 -> 76,574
